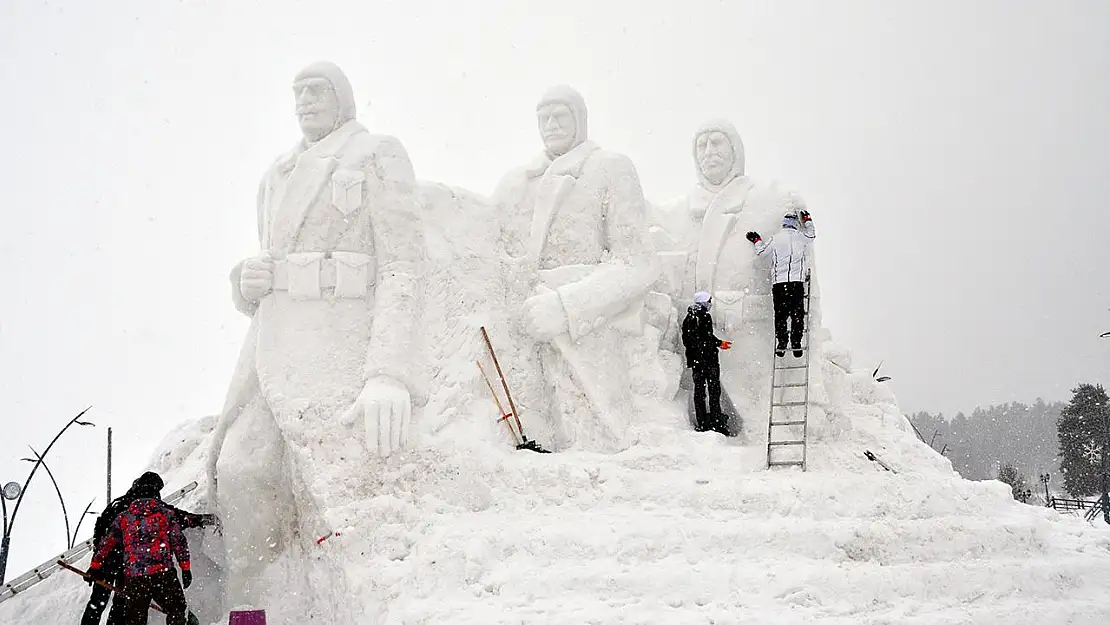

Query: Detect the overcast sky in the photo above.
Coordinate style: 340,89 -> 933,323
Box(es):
2,0 -> 1108,575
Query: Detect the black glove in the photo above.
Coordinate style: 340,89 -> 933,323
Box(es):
181,569 -> 192,589
84,567 -> 106,586
745,231 -> 761,243
197,513 -> 220,529
799,210 -> 811,222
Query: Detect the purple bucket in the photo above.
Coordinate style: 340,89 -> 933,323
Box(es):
229,610 -> 266,625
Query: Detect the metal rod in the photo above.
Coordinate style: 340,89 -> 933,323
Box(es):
24,449 -> 70,553
0,406 -> 93,584
107,427 -> 112,504
70,500 -> 96,548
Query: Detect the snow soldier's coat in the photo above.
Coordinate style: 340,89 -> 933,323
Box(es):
494,85 -> 658,452
206,62 -> 422,618
651,119 -> 811,421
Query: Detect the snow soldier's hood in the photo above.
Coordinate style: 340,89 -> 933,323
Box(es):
693,119 -> 745,192
537,84 -> 589,152
295,60 -> 357,131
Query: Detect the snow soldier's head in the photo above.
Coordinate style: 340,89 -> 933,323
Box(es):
537,85 -> 588,158
293,61 -> 357,143
694,119 -> 745,190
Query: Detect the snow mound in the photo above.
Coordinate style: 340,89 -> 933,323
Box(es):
4,386 -> 1110,624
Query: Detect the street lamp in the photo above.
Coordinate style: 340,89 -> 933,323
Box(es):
1040,473 -> 1051,507
1100,331 -> 1110,524
1017,488 -> 1033,504
0,408 -> 95,585
1,482 -> 23,581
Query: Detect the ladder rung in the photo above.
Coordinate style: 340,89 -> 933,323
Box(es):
768,460 -> 805,467
770,420 -> 807,426
769,440 -> 806,446
774,383 -> 809,388
772,401 -> 807,407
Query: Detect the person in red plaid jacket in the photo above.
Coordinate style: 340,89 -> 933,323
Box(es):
87,475 -> 195,625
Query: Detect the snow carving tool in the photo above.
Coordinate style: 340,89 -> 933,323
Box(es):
479,326 -> 550,453
56,561 -> 201,625
864,450 -> 897,473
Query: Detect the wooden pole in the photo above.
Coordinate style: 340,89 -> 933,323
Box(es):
480,326 -> 525,436
477,360 -> 522,445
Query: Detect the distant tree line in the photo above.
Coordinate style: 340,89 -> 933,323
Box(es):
910,399 -> 1062,482
910,385 -> 1110,501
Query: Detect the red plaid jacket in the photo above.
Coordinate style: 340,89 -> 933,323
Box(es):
90,498 -> 190,578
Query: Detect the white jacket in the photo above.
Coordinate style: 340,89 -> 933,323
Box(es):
754,221 -> 816,284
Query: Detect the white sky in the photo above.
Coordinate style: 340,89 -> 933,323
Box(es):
1,0 -> 1108,575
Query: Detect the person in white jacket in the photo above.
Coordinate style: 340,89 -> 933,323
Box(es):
746,209 -> 816,357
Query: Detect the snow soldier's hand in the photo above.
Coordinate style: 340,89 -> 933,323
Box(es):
522,288 -> 569,340
239,252 -> 275,302
343,376 -> 412,457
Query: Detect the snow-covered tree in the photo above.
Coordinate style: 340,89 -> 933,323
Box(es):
1056,384 -> 1110,497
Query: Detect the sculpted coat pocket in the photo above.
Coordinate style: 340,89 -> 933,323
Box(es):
330,169 -> 366,216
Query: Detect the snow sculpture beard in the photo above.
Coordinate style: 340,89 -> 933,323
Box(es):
536,84 -> 588,158
292,61 -> 357,144
696,131 -> 736,187
692,119 -> 745,191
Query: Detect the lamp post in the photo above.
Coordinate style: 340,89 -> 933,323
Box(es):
1017,488 -> 1033,504
1040,473 -> 1051,507
0,408 -> 95,584
1100,331 -> 1110,524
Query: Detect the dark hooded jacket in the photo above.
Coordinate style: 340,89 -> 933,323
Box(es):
90,472 -> 209,578
681,303 -> 721,369
90,497 -> 191,578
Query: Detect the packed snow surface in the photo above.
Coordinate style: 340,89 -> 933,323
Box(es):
3,395 -> 1109,624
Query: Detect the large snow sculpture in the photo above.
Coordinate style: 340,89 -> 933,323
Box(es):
491,85 -> 660,452
205,61 -> 423,612
651,120 -> 812,433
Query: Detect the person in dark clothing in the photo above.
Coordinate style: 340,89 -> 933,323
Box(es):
681,291 -> 733,434
747,208 -> 816,357
80,472 -> 215,625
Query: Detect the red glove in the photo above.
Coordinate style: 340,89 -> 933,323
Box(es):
720,340 -> 732,350
800,210 -> 811,223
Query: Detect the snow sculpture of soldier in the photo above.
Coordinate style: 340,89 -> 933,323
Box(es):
650,119 -> 812,436
205,61 -> 423,616
491,85 -> 660,452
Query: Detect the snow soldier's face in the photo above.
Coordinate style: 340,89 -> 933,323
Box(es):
294,77 -> 341,142
537,103 -> 577,157
696,131 -> 735,186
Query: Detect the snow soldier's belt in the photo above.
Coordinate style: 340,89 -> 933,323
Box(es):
271,251 -> 376,300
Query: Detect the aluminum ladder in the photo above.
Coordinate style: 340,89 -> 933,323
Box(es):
0,481 -> 198,603
766,275 -> 813,471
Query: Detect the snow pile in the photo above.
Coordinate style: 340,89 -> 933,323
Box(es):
4,363 -> 1110,623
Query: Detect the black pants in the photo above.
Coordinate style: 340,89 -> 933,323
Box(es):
772,281 -> 806,349
691,362 -> 723,432
81,573 -> 128,625
119,570 -> 187,625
